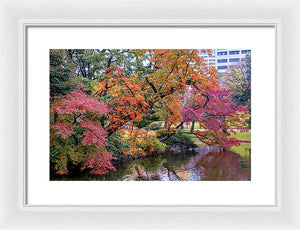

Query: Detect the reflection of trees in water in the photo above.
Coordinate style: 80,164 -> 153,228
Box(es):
196,152 -> 250,181
121,151 -> 199,180
51,147 -> 251,181
162,150 -> 199,168
138,155 -> 167,173
162,163 -> 184,181
120,151 -> 199,181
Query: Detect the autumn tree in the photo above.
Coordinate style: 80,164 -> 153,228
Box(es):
50,49 -> 250,175
93,49 -> 219,135
181,88 -> 249,149
50,87 -> 115,175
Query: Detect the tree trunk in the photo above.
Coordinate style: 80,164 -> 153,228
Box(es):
159,121 -> 184,142
190,121 -> 195,132
179,122 -> 184,129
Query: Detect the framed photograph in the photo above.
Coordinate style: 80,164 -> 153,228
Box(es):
27,26 -> 273,207
0,0 -> 299,229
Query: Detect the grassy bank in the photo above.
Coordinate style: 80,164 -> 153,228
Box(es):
229,131 -> 251,141
182,130 -> 251,145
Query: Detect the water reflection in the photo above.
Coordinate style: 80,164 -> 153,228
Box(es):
52,144 -> 250,181
196,152 -> 250,180
118,147 -> 250,181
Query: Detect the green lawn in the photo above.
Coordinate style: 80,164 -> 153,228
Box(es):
158,122 -> 251,146
229,131 -> 251,141
230,143 -> 251,167
188,132 -> 251,147
230,143 -> 251,158
190,136 -> 203,146
180,129 -> 250,141
178,126 -> 251,167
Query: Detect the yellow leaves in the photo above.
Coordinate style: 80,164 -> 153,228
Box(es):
110,89 -> 121,97
159,95 -> 182,129
93,80 -> 106,95
122,128 -> 161,156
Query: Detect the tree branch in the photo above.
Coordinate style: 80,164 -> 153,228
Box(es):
145,77 -> 158,93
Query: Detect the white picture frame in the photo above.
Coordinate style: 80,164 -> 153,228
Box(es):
0,0 -> 299,229
26,26 -> 276,207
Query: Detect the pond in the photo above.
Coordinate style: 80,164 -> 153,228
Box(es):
51,143 -> 251,181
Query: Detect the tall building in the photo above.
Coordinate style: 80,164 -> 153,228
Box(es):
199,49 -> 251,73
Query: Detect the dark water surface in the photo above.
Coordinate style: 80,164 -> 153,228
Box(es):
52,144 -> 251,181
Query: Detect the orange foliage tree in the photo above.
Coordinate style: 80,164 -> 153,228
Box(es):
93,49 -> 219,134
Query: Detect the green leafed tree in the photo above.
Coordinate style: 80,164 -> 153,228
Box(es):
50,49 -> 76,98
223,54 -> 251,109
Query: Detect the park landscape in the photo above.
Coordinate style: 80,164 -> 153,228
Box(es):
50,49 -> 251,181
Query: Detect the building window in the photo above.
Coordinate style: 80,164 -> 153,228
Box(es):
217,51 -> 227,56
217,66 -> 228,70
217,59 -> 227,63
229,58 -> 240,62
241,50 -> 251,54
229,50 -> 240,55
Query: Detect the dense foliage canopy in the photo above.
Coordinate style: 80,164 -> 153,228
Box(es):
50,49 -> 250,175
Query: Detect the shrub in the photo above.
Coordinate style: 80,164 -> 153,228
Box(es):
148,122 -> 162,130
157,130 -> 197,149
133,113 -> 160,129
106,132 -> 130,157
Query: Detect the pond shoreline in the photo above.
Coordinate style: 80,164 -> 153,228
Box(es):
50,143 -> 250,181
111,146 -> 197,166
